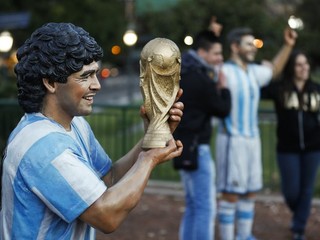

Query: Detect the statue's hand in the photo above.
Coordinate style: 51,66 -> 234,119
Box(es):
168,88 -> 184,133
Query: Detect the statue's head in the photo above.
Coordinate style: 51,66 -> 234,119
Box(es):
14,22 -> 103,113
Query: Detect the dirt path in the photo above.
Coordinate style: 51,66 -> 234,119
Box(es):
96,182 -> 320,240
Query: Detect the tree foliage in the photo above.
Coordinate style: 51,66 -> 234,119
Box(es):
295,0 -> 320,66
1,0 -> 127,65
138,0 -> 288,61
0,0 -> 319,68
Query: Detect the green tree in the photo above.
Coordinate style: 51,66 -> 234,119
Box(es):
137,0 -> 288,61
296,0 -> 320,66
1,0 -> 128,66
1,0 -> 319,76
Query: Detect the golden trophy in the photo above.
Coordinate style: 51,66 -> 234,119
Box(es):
140,38 -> 181,149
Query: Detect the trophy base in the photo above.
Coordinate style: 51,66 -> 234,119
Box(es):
142,131 -> 172,149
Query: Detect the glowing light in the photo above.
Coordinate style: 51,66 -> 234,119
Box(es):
123,30 -> 138,46
110,67 -> 119,77
253,39 -> 264,48
0,31 -> 13,52
288,16 -> 304,30
101,68 -> 110,79
111,45 -> 121,55
184,36 -> 193,46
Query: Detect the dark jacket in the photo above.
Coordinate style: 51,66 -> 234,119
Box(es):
261,79 -> 320,152
174,50 -> 231,144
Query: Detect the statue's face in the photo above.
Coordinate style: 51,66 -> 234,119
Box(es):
53,61 -> 101,120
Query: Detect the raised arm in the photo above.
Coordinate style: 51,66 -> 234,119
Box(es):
271,27 -> 298,78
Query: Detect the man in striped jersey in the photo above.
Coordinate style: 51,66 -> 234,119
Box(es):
216,27 -> 297,240
0,22 -> 183,239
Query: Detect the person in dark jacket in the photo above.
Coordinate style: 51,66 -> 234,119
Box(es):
173,30 -> 231,240
261,50 -> 320,240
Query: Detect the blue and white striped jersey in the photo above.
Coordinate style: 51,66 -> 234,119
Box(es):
1,113 -> 112,239
219,61 -> 272,137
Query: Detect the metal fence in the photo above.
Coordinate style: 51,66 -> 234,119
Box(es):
0,100 -> 319,195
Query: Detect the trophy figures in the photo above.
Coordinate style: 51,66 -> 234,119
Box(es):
140,38 -> 181,149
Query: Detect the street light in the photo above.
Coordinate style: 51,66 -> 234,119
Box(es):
123,29 -> 137,103
122,0 -> 138,104
123,29 -> 138,46
184,35 -> 193,46
0,31 -> 13,52
123,0 -> 137,46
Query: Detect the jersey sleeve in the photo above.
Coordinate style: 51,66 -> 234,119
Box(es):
252,64 -> 273,87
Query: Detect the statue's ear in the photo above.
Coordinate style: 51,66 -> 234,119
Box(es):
42,78 -> 56,93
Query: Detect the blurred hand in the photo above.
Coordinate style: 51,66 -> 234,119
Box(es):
208,16 -> 223,37
284,27 -> 298,47
216,69 -> 227,89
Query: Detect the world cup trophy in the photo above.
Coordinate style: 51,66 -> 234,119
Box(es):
140,38 -> 181,149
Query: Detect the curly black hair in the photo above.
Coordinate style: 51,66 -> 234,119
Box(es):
14,22 -> 104,113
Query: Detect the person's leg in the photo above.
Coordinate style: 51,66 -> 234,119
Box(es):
216,133 -> 236,240
218,193 -> 238,240
179,169 -> 194,240
217,134 -> 255,240
291,151 -> 320,235
235,136 -> 262,240
277,152 -> 301,236
236,197 -> 255,240
277,153 -> 300,210
179,144 -> 215,240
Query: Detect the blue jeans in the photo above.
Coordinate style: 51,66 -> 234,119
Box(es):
277,151 -> 320,234
179,144 -> 216,240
